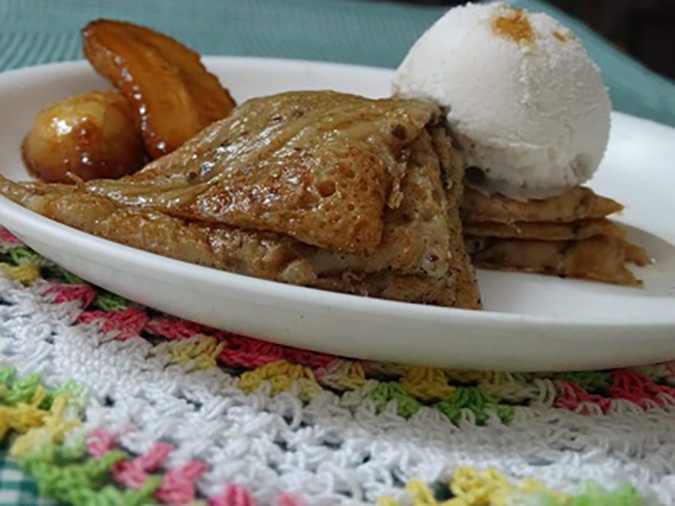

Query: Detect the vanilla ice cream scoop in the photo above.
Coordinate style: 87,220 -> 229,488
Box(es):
393,2 -> 611,199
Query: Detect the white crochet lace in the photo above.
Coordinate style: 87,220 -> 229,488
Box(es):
0,277 -> 672,505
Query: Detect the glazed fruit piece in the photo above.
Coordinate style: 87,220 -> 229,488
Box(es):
21,90 -> 145,183
82,19 -> 236,158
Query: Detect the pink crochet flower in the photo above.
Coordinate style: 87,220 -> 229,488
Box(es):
0,228 -> 20,245
144,317 -> 208,340
208,484 -> 257,506
45,283 -> 97,308
282,348 -> 334,369
86,428 -> 117,458
274,492 -> 307,506
554,381 -> 611,414
219,337 -> 284,368
113,442 -> 174,488
156,460 -> 207,505
610,370 -> 675,408
79,307 -> 149,341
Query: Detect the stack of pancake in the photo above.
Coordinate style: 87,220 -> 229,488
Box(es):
462,186 -> 649,286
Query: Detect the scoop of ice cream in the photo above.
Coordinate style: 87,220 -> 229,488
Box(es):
392,2 -> 611,199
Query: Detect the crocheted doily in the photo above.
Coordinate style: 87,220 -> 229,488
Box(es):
0,227 -> 673,506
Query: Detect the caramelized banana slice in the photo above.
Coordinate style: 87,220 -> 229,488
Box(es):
82,19 -> 236,158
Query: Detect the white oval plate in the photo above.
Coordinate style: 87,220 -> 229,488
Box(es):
1,58 -> 674,371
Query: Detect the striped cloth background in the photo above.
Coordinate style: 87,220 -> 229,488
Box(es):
0,0 -> 674,126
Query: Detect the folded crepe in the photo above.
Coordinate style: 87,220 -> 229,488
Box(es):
1,91 -> 481,309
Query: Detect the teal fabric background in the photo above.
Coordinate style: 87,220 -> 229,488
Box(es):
1,0 -> 673,125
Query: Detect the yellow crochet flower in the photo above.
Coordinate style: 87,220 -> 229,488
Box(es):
377,467 -> 571,506
318,359 -> 367,390
167,335 -> 225,370
4,390 -> 80,458
239,360 -> 320,400
378,479 -> 455,506
0,386 -> 48,439
448,467 -> 510,506
401,367 -> 455,401
1,262 -> 41,285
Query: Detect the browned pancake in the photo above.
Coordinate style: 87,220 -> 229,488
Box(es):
431,127 -> 481,309
4,182 -> 457,305
466,235 -> 648,286
464,218 -> 626,241
461,181 -> 648,287
462,186 -> 623,224
84,91 -> 442,255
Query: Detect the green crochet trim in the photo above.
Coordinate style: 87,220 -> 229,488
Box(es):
371,382 -> 422,418
0,371 -> 47,407
7,246 -> 44,267
436,387 -> 514,425
41,263 -> 85,284
0,367 -> 85,410
93,291 -> 131,311
555,371 -> 613,394
370,383 -> 514,425
21,443 -> 160,506
535,482 -> 645,506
